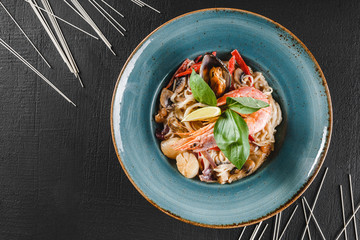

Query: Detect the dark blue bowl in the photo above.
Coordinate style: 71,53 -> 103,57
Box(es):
111,8 -> 332,228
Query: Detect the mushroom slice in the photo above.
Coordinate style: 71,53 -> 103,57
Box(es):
233,68 -> 243,85
174,77 -> 186,93
160,88 -> 174,109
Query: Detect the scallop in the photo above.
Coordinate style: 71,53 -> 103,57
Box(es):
176,152 -> 199,178
200,53 -> 231,97
160,137 -> 183,159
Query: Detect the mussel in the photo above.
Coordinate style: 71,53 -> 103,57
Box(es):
200,54 -> 231,97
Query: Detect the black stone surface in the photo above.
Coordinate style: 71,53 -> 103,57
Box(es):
0,0 -> 359,239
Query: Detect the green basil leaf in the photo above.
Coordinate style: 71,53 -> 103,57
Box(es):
214,109 -> 250,169
189,69 -> 217,106
227,99 -> 259,114
227,97 -> 269,114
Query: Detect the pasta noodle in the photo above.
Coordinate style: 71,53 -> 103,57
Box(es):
155,54 -> 282,184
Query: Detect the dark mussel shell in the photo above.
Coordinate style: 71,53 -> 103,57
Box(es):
200,53 -> 231,97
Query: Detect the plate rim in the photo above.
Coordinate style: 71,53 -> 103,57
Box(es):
110,7 -> 333,229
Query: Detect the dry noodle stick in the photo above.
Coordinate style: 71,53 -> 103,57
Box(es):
301,201 -> 312,240
61,0 -> 106,64
70,0 -> 115,55
133,0 -> 145,7
137,0 -> 160,13
62,0 -> 103,54
249,221 -> 262,240
278,205 -> 298,240
141,0 -> 160,13
40,0 -> 84,87
275,212 -> 282,240
41,0 -> 81,84
62,0 -> 88,21
135,0 -> 145,7
0,1 -> 51,68
91,0 -> 126,32
258,224 -> 268,240
27,0 -> 73,73
93,0 -> 126,31
237,226 -> 246,240
340,186 -> 348,240
35,0 -> 81,86
71,0 -> 113,49
42,0 -> 81,83
272,214 -> 278,240
131,0 -> 144,7
335,203 -> 360,240
249,224 -> 259,240
25,0 -> 99,40
88,0 -> 124,36
303,198 -> 326,240
0,38 -> 76,106
100,0 -> 124,17
301,167 -> 328,240
349,175 -> 359,240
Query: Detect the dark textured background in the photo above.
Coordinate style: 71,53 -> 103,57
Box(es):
0,0 -> 359,239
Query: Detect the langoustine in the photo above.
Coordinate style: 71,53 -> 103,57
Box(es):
217,86 -> 271,135
174,86 -> 272,153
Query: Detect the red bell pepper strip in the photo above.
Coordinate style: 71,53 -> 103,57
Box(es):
174,62 -> 202,78
228,55 -> 236,75
212,51 -> 216,56
208,146 -> 221,151
166,59 -> 191,89
231,49 -> 251,75
248,135 -> 255,142
194,55 -> 203,63
228,56 -> 236,89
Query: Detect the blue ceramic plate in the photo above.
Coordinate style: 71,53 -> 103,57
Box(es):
111,8 -> 332,228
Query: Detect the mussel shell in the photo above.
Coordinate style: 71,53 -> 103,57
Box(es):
200,54 -> 231,97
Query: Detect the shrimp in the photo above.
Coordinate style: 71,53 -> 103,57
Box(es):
217,86 -> 271,134
174,87 -> 271,152
174,123 -> 217,152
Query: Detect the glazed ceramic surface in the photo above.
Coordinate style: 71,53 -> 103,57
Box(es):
111,8 -> 332,228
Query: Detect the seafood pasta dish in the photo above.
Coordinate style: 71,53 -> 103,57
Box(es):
154,50 -> 282,184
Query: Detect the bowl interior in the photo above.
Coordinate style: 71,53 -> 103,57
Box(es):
111,9 -> 331,227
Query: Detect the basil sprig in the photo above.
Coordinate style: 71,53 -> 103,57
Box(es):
227,97 -> 269,114
188,69 -> 269,170
214,98 -> 268,169
189,69 -> 217,106
214,109 -> 250,169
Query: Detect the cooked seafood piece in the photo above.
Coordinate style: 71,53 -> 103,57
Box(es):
161,137 -> 183,159
155,50 -> 282,184
217,86 -> 271,134
176,152 -> 200,178
200,53 -> 231,97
